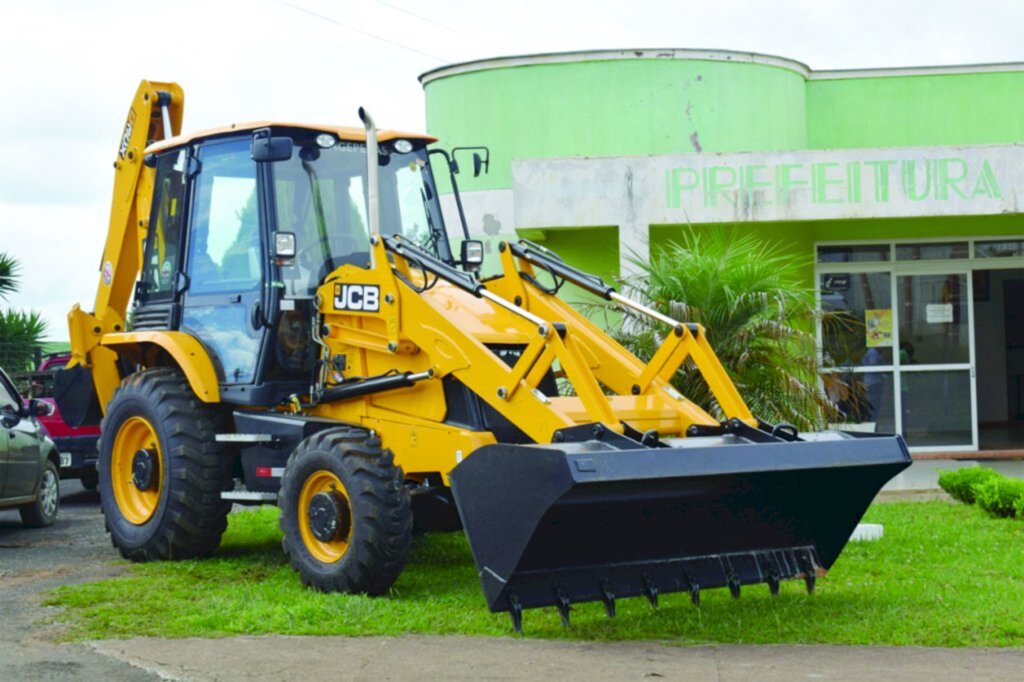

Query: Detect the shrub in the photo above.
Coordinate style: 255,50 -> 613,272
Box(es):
611,229 -> 836,431
974,477 -> 1024,519
0,251 -> 48,371
938,467 -> 1002,505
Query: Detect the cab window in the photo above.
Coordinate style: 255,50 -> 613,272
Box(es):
140,149 -> 187,300
187,138 -> 261,295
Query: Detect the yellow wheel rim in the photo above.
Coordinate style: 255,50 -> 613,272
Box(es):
298,470 -> 352,563
110,416 -> 164,525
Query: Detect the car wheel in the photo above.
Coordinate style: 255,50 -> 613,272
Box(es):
20,459 -> 60,527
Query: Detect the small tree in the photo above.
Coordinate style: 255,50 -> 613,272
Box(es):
0,251 -> 48,372
613,229 -> 836,431
0,252 -> 19,301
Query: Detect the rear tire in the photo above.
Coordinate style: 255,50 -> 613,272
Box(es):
98,368 -> 232,561
20,459 -> 60,527
279,428 -> 412,594
80,467 -> 99,491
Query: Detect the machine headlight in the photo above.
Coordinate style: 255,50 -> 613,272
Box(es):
274,231 -> 297,258
393,139 -> 413,154
461,240 -> 484,269
316,133 -> 336,149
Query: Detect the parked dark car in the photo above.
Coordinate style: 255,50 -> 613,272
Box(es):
0,367 -> 61,526
32,354 -> 101,489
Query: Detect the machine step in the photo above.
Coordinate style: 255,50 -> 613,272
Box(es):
221,491 -> 278,502
215,433 -> 276,443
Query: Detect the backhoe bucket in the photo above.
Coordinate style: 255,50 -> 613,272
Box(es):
449,430 -> 910,629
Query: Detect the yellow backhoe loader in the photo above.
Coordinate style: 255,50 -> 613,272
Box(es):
57,80 -> 910,631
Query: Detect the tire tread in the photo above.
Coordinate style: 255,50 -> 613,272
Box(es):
278,427 -> 412,595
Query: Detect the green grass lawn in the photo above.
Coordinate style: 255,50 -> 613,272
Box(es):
47,501 -> 1024,645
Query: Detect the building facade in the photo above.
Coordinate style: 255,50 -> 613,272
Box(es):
420,49 -> 1024,453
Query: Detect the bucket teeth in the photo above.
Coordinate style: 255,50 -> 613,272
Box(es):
762,559 -> 781,596
508,590 -> 523,634
804,573 -> 816,594
728,574 -> 741,599
553,585 -> 571,627
682,571 -> 701,606
800,551 -> 817,594
642,574 -> 659,609
599,581 -> 616,618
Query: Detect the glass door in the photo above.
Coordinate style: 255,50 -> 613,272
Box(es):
819,270 -> 897,435
895,271 -> 976,449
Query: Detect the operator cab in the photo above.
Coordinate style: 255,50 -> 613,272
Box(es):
133,123 -> 460,406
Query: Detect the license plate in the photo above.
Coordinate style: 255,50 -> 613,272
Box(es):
59,452 -> 72,468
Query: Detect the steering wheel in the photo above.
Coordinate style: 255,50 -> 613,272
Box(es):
295,235 -> 360,273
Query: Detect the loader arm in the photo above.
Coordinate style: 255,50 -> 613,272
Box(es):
66,80 -> 184,409
487,239 -> 757,428
315,233 -> 734,447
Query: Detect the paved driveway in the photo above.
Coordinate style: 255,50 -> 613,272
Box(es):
0,481 -> 154,680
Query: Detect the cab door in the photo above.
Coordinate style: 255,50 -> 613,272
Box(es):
180,137 -> 266,399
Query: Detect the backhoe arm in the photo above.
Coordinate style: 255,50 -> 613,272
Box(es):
66,80 -> 183,407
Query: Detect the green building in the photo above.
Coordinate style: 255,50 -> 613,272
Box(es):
420,49 -> 1024,454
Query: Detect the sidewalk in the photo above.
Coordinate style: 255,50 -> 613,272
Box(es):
89,635 -> 1024,681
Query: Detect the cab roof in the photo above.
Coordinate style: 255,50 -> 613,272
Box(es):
145,121 -> 436,155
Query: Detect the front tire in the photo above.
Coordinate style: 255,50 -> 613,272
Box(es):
98,368 -> 232,561
20,459 -> 59,527
279,428 -> 412,594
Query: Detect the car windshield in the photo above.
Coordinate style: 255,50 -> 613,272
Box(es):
271,133 -> 449,297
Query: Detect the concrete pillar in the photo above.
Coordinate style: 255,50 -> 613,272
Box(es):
618,221 -> 650,285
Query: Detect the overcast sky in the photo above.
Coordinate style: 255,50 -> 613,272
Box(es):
2,0 -> 1022,339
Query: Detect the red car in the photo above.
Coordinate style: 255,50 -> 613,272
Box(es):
30,354 -> 101,490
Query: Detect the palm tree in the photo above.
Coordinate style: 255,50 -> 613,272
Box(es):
612,229 -> 836,431
0,251 -> 48,371
0,309 -> 48,372
0,252 -> 19,301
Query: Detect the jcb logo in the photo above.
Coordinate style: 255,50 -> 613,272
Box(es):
118,110 -> 136,160
334,283 -> 380,312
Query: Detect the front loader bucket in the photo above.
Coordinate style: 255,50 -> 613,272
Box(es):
449,431 -> 910,630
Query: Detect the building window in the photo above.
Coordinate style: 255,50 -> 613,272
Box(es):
895,241 -> 968,261
820,272 -> 893,367
817,244 -> 890,263
975,239 -> 1024,258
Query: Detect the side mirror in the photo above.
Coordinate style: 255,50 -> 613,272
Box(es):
251,129 -> 293,162
29,398 -> 55,418
452,146 -> 490,178
1,404 -> 20,428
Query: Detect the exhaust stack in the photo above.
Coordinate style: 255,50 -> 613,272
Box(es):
358,107 -> 379,267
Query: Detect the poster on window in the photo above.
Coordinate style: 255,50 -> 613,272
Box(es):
865,309 -> 893,347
